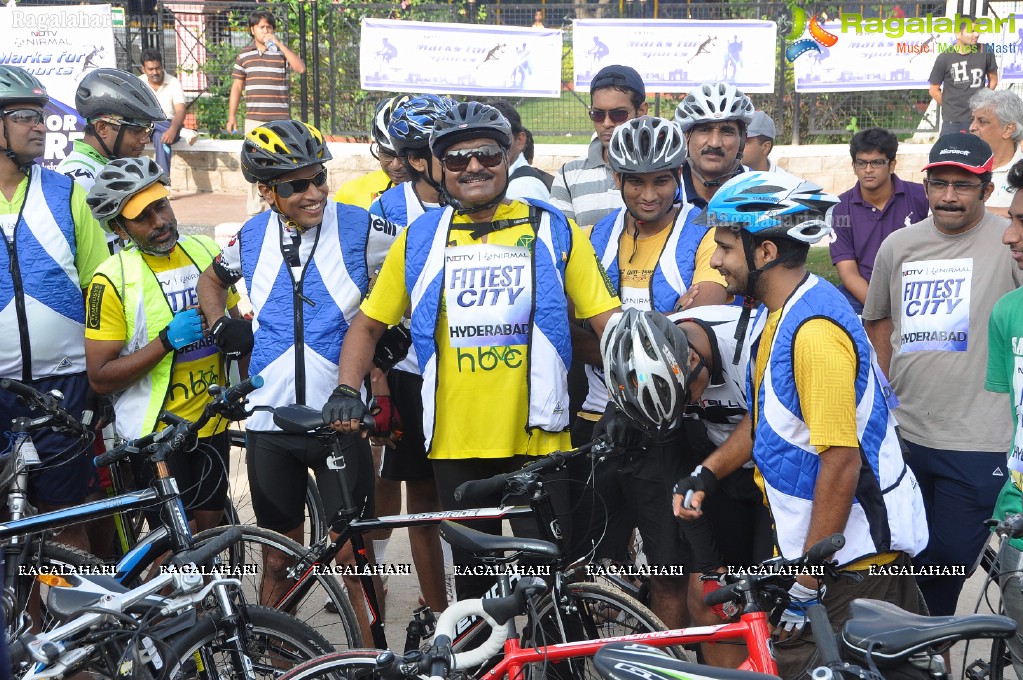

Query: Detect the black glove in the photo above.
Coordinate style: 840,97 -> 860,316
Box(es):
593,402 -> 649,451
211,316 -> 254,358
82,387 -> 115,431
373,323 -> 412,371
322,384 -> 367,425
673,464 -> 719,511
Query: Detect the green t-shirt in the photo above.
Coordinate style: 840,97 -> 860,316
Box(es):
986,286 -> 1023,549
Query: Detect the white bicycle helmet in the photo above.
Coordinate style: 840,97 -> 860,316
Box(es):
608,116 -> 686,174
601,309 -> 693,434
674,83 -> 755,133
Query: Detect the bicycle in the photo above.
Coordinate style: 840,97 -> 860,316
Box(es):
188,412 -> 670,655
9,526 -> 336,679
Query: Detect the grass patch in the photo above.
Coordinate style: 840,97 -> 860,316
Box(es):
807,246 -> 840,286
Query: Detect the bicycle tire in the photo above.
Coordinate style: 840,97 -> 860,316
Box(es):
165,605 -> 335,678
279,649 -> 388,680
225,431 -> 327,543
524,581 -> 691,680
5,540 -> 105,639
190,524 -> 362,650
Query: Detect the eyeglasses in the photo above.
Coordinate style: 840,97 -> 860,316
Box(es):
588,107 -> 631,124
370,142 -> 398,163
923,178 -> 986,195
96,116 -> 155,136
853,159 -> 891,169
2,109 -> 45,126
272,169 -> 328,198
441,146 -> 505,173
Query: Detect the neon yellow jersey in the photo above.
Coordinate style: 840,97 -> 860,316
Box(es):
362,201 -> 619,459
85,246 -> 240,437
333,169 -> 393,210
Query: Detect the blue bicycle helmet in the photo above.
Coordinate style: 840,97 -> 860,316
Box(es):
387,94 -> 458,156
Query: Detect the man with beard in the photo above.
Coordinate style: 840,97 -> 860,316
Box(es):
674,82 -> 755,209
864,133 -> 1023,617
83,157 -> 240,533
329,102 -> 621,599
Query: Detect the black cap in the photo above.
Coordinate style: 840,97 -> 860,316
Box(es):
923,132 -> 994,175
590,65 -> 646,99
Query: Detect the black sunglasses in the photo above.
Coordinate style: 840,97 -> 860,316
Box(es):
588,107 -> 631,124
441,146 -> 505,173
272,169 -> 328,198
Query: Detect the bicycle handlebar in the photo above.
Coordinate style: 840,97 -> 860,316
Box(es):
0,377 -> 89,438
991,512 -> 1023,540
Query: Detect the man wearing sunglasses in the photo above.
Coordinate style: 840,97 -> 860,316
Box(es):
864,133 -> 1023,619
198,119 -> 400,645
0,65 -> 110,554
334,95 -> 411,210
330,102 -> 621,600
58,68 -> 166,196
550,65 -> 648,228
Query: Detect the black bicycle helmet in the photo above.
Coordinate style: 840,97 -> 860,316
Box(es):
75,68 -> 166,123
429,101 -> 512,158
608,116 -> 686,174
601,309 -> 693,434
0,66 -> 48,107
241,120 -> 333,184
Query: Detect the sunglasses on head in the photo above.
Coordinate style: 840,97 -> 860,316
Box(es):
3,109 -> 45,126
272,169 -> 328,198
588,107 -> 631,124
441,146 -> 505,173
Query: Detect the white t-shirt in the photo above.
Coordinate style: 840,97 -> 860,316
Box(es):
506,153 -> 550,203
988,147 -> 1023,209
138,73 -> 185,119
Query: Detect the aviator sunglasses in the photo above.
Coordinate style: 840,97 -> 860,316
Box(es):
441,146 -> 505,173
272,169 -> 328,198
588,107 -> 631,124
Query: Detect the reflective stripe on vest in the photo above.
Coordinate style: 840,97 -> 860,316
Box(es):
405,200 -> 573,452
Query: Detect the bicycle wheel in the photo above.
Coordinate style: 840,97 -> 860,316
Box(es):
279,650 -> 389,680
190,524 -> 361,649
225,431 -> 327,543
524,581 -> 691,680
166,605 -> 335,679
5,540 -> 105,639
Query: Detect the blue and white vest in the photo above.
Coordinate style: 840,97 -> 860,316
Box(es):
239,204 -> 371,431
0,167 -> 85,381
404,200 -> 573,451
582,204 -> 705,414
748,275 -> 927,565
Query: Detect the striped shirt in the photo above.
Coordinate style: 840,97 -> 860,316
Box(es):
549,136 -> 622,227
233,43 -> 290,122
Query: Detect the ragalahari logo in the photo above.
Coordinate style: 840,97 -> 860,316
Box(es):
785,5 -> 838,63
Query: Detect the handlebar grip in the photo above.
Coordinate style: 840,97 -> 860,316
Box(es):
168,526 -> 242,569
454,474 -> 508,504
9,636 -> 29,665
94,430 -> 158,468
704,582 -> 739,607
482,576 -> 547,625
0,377 -> 41,401
159,411 -> 190,428
999,513 -> 1023,540
804,533 -> 845,565
221,374 -> 264,404
806,604 -> 842,667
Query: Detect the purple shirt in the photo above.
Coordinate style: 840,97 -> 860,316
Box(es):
829,174 -> 928,281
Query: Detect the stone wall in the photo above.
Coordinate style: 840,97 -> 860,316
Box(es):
167,140 -> 935,197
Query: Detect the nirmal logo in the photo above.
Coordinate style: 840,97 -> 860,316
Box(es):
785,5 -> 839,63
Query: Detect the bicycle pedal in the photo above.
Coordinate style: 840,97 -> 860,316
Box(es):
964,659 -> 991,680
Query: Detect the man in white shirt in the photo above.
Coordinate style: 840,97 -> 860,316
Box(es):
139,48 -> 189,180
491,101 -> 551,202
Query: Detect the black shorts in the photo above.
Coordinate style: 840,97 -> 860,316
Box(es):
135,430 -> 230,525
0,372 -> 100,506
379,370 -> 433,482
246,430 -> 374,533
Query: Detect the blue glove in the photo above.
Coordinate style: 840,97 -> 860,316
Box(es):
779,582 -> 825,632
160,308 -> 204,351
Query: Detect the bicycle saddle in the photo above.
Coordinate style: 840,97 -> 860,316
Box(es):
46,573 -> 165,620
440,520 -> 561,560
273,405 -> 327,433
594,642 -> 778,680
841,599 -> 1016,666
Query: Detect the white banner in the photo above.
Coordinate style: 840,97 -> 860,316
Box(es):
360,19 -> 563,98
572,19 -> 777,94
0,5 -> 116,166
792,16 -> 1022,92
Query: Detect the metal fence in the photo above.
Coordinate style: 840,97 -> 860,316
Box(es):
16,0 -> 954,142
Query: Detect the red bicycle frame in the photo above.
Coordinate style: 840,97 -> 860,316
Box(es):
487,609 -> 777,678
